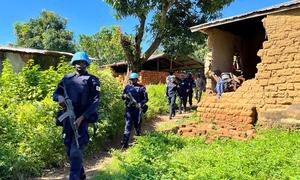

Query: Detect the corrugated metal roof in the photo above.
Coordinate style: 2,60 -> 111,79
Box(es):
102,53 -> 203,71
191,0 -> 300,32
102,53 -> 167,68
0,45 -> 73,56
0,46 -> 100,60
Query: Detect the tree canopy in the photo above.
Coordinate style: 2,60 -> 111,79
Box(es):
14,10 -> 75,53
78,26 -> 126,65
104,0 -> 234,71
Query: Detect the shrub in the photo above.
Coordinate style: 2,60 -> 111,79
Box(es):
144,84 -> 169,120
0,59 -> 124,178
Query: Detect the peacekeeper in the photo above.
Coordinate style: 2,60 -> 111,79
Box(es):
53,52 -> 100,180
121,72 -> 148,149
184,72 -> 196,110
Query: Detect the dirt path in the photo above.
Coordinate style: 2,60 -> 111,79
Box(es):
36,109 -> 196,180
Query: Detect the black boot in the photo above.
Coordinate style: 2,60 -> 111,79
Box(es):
80,168 -> 86,180
121,135 -> 129,149
121,142 -> 129,149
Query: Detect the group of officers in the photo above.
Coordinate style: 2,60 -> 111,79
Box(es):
165,71 -> 206,119
52,51 -> 207,179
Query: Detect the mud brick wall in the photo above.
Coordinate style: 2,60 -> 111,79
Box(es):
198,8 -> 300,130
257,8 -> 300,124
139,70 -> 169,84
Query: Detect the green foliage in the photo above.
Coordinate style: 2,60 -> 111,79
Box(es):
14,10 -> 75,52
192,41 -> 209,63
85,66 -> 125,154
78,26 -> 126,65
0,59 -> 124,178
98,129 -> 300,179
104,0 -> 234,71
144,84 -> 169,120
162,0 -> 234,56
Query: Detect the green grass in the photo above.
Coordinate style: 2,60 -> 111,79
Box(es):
96,129 -> 300,179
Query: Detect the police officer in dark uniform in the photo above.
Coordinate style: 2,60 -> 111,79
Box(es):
184,72 -> 196,110
178,73 -> 188,114
53,52 -> 100,180
121,72 -> 148,149
166,75 -> 178,119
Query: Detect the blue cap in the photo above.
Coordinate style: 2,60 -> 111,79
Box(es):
71,52 -> 91,65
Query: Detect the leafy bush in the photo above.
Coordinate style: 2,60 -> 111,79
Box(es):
97,129 -> 300,179
144,84 -> 169,120
0,59 -> 124,179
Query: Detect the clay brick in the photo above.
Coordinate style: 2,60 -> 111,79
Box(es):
288,91 -> 298,97
285,46 -> 298,53
288,31 -> 300,38
293,75 -> 300,82
287,83 -> 295,90
265,98 -> 276,104
263,41 -> 273,49
241,110 -> 254,116
294,97 -> 300,103
278,40 -> 295,48
257,49 -> 265,57
294,83 -> 300,90
295,68 -> 300,75
278,69 -> 294,76
257,71 -> 271,79
278,84 -> 287,90
295,54 -> 300,61
277,97 -> 293,105
271,77 -> 287,84
259,79 -> 269,86
294,60 -> 300,68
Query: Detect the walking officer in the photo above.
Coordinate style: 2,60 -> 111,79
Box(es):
53,52 -> 100,180
195,72 -> 206,103
121,72 -> 148,149
184,72 -> 196,110
178,73 -> 188,113
166,75 -> 178,119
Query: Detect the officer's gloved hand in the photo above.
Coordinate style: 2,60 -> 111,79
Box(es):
58,95 -> 66,107
122,94 -> 128,100
137,103 -> 142,109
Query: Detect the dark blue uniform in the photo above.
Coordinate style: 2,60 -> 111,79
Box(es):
178,79 -> 188,113
166,81 -> 178,118
184,76 -> 196,108
122,83 -> 148,146
53,72 -> 100,180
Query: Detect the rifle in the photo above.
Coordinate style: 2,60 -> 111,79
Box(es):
57,82 -> 80,148
125,92 -> 143,124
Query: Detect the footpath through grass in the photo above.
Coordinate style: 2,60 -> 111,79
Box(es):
96,128 -> 300,179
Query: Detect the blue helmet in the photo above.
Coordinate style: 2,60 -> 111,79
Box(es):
71,52 -> 91,65
129,72 -> 139,79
